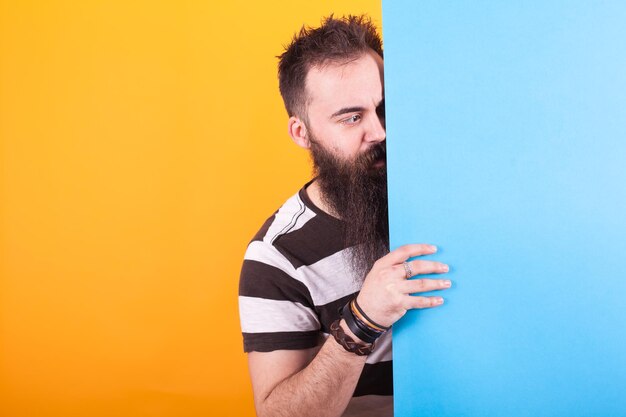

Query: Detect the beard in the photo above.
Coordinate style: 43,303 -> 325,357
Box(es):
308,135 -> 389,281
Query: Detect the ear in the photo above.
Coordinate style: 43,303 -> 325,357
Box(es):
287,116 -> 310,149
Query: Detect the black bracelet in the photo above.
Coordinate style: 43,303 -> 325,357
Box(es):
352,307 -> 384,338
341,302 -> 380,344
350,299 -> 385,336
353,297 -> 390,331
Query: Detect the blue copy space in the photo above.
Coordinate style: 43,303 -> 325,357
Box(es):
383,2 -> 626,416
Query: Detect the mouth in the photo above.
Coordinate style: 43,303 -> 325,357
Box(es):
372,159 -> 386,168
367,144 -> 387,169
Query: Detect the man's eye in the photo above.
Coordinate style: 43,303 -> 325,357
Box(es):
342,114 -> 361,124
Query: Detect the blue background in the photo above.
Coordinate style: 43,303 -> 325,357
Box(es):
382,1 -> 626,416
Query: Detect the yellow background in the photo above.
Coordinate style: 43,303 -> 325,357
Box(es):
0,1 -> 382,416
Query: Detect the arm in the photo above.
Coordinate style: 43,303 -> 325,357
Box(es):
247,244 -> 451,417
248,323 -> 366,417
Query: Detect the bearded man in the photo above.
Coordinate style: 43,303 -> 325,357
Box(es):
238,15 -> 451,417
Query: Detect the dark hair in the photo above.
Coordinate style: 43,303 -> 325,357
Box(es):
277,14 -> 383,121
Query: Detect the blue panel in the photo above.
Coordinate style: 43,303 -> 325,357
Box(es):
383,2 -> 626,416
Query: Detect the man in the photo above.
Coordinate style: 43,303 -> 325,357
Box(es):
239,15 -> 451,417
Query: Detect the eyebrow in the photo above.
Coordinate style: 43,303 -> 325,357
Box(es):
330,99 -> 385,119
331,106 -> 364,119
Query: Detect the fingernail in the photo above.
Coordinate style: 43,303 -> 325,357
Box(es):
441,264 -> 449,272
436,297 -> 444,305
429,245 -> 438,252
444,280 -> 451,287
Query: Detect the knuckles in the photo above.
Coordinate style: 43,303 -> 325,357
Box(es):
384,282 -> 398,293
378,268 -> 393,281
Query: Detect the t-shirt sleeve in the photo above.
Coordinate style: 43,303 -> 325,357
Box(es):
238,252 -> 320,353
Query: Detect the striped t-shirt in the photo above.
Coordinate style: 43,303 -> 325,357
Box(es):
239,184 -> 393,416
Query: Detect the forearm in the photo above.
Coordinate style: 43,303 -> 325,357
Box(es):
256,323 -> 367,417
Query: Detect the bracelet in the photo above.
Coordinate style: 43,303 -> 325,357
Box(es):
341,302 -> 380,344
353,297 -> 390,331
350,300 -> 385,338
330,319 -> 374,356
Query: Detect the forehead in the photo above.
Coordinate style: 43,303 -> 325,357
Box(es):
305,51 -> 384,115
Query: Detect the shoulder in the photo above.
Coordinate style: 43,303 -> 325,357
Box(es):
239,189 -> 323,307
248,188 -> 348,272
238,189 -> 319,352
249,190 -> 317,246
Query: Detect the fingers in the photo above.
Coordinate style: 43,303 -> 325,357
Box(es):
404,260 -> 449,277
396,278 -> 451,294
380,244 -> 438,266
395,276 -> 451,313
403,295 -> 445,309
363,243 -> 451,321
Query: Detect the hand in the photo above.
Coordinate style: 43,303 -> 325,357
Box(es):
356,244 -> 451,328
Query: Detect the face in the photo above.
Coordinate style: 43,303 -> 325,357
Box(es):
295,50 -> 388,280
302,49 -> 386,162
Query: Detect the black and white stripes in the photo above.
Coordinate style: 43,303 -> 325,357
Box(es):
238,184 -> 393,414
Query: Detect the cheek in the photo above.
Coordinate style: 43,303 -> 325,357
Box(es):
313,122 -> 365,158
331,142 -> 359,160
335,131 -> 366,157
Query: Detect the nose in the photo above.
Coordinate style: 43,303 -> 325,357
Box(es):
365,111 -> 386,143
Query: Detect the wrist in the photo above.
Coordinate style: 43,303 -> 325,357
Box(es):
339,319 -> 366,344
352,297 -> 391,332
340,300 -> 382,344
